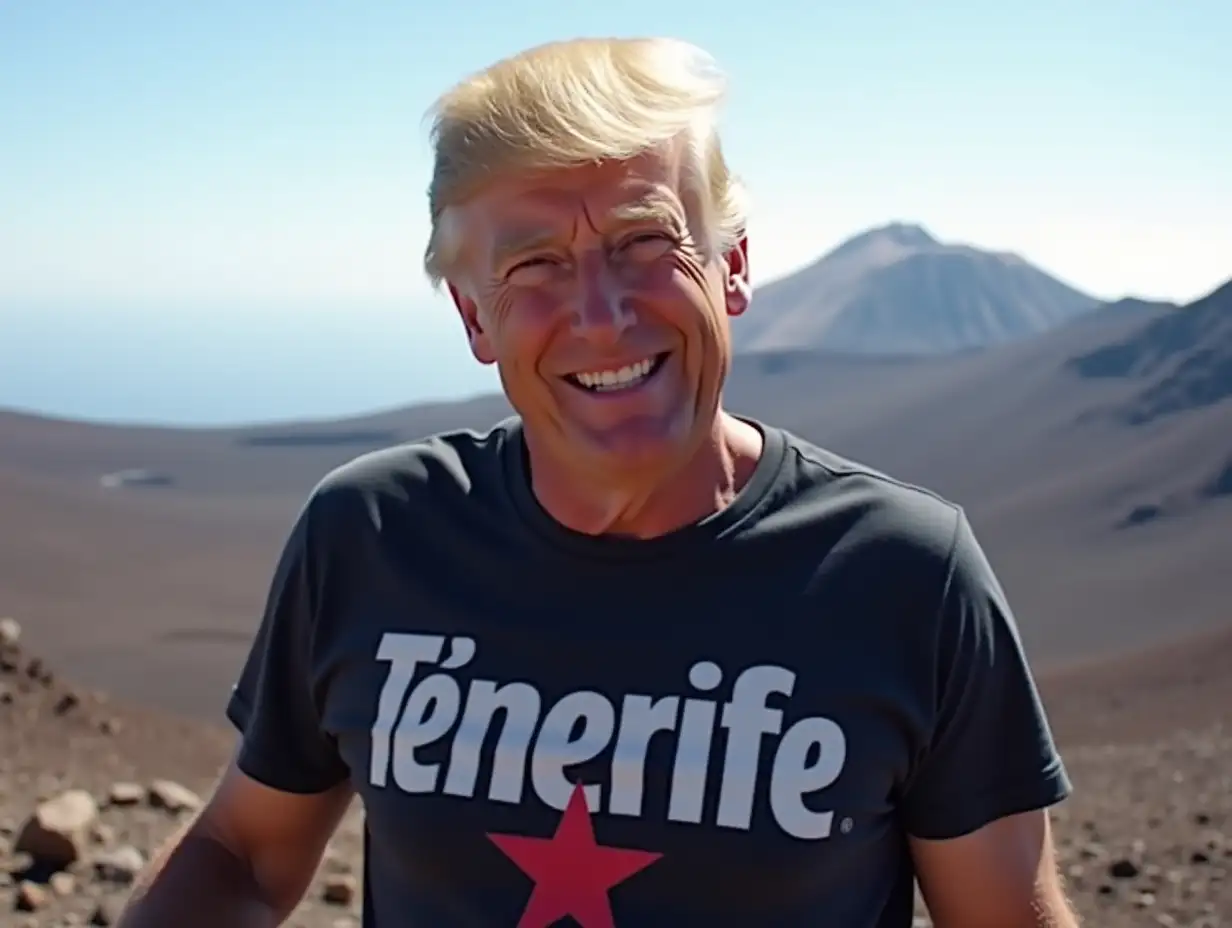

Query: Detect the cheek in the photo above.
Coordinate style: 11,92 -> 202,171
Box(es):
663,255 -> 724,338
486,293 -> 558,381
622,254 -> 714,321
661,255 -> 729,402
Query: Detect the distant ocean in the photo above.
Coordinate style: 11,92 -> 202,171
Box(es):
0,304 -> 499,427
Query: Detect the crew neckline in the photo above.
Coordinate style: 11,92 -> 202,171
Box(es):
500,416 -> 787,561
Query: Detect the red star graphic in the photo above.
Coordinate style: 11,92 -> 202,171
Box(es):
487,783 -> 663,928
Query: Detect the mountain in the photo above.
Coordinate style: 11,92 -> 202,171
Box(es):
724,279 -> 1229,529
1068,278 -> 1232,427
735,221 -> 1102,355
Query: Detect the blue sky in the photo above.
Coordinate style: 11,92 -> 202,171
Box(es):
1,1 -> 1229,424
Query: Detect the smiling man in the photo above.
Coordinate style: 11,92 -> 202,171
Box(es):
118,37 -> 1079,928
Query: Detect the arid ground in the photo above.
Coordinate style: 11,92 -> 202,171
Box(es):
2,618 -> 1228,927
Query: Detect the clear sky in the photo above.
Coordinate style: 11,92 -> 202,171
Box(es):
1,1 -> 1229,424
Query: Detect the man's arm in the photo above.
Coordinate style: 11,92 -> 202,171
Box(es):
121,486 -> 355,925
900,510 -> 1078,926
911,810 -> 1077,927
118,759 -> 352,927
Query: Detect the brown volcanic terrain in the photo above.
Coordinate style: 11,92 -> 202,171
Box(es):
0,276 -> 1230,925
2,621 -> 1228,926
2,279 -> 1228,717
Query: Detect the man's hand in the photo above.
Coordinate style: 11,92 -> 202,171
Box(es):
910,808 -> 1079,927
118,751 -> 353,927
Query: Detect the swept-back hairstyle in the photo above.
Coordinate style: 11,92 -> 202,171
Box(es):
422,37 -> 747,288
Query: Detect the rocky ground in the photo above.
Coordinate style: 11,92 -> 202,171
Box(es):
1,616 -> 1229,927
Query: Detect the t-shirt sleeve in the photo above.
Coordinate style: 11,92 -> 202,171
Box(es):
225,497 -> 350,794
899,509 -> 1072,840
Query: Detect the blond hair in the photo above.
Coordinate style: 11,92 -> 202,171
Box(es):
422,37 -> 747,288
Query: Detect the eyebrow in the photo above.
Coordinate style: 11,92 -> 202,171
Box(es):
491,227 -> 561,271
491,191 -> 685,270
607,191 -> 685,228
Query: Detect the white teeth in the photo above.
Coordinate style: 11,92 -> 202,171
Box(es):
573,357 -> 656,391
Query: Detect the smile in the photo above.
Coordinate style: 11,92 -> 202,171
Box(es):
563,353 -> 669,393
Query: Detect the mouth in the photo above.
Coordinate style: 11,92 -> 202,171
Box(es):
562,352 -> 670,394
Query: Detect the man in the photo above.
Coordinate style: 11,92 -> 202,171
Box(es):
118,36 -> 1078,927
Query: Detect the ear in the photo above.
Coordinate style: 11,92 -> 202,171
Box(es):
448,282 -> 497,366
723,235 -> 751,317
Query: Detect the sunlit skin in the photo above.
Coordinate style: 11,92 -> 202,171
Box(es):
445,146 -> 763,539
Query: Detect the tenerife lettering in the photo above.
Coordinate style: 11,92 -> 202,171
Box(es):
368,632 -> 848,840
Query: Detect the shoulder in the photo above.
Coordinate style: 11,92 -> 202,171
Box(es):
768,426 -> 966,577
295,417 -> 519,538
768,427 -> 1014,646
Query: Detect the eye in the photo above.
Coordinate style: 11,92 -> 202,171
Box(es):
624,231 -> 670,246
510,256 -> 551,272
618,231 -> 675,257
504,255 -> 561,281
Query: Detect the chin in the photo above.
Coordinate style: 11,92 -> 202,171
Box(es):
571,416 -> 699,475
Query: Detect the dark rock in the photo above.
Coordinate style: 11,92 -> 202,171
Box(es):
1109,858 -> 1140,879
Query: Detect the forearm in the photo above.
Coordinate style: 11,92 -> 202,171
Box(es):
117,825 -> 280,928
1034,886 -> 1082,928
927,878 -> 1082,928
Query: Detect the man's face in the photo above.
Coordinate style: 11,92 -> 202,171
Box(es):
446,148 -> 751,481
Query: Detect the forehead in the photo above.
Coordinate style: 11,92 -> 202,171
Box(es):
457,149 -> 688,262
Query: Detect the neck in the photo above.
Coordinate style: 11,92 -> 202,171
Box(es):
526,411 -> 765,540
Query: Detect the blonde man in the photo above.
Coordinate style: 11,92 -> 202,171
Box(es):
119,37 -> 1079,927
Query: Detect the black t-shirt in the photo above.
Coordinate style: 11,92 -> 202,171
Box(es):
227,417 -> 1071,927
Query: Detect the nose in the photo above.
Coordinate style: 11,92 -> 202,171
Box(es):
569,256 -> 636,343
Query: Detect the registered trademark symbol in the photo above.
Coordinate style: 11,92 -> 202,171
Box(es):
839,817 -> 854,834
